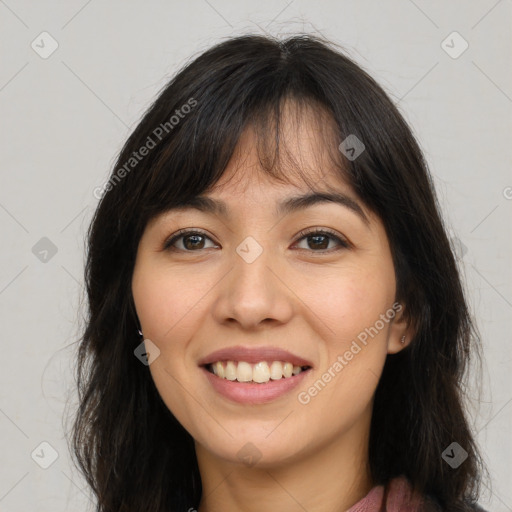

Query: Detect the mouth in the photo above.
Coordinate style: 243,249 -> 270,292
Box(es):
197,345 -> 314,403
200,361 -> 312,405
202,360 -> 313,384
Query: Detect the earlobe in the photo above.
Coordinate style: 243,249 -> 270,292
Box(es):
387,306 -> 416,354
388,332 -> 413,355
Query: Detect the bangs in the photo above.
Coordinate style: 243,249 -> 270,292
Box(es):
139,93 -> 355,226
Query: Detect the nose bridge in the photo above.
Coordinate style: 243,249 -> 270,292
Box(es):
231,234 -> 275,302
214,234 -> 292,327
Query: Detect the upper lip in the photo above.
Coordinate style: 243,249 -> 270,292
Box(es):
198,345 -> 313,368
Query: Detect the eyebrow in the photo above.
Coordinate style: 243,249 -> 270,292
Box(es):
168,192 -> 369,226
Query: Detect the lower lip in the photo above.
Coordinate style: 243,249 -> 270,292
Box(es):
201,366 -> 311,405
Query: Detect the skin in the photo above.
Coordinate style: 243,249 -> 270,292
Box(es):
131,105 -> 415,512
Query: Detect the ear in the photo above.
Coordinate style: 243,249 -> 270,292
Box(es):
387,301 -> 416,355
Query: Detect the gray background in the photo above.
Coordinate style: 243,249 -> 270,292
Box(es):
1,1 -> 511,510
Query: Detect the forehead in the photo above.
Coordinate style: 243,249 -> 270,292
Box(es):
176,116 -> 372,226
208,100 -> 352,199
146,97 -> 375,229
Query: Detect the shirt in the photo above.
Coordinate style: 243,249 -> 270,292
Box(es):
346,475 -> 487,512
347,476 -> 423,512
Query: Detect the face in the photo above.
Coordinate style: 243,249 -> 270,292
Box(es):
131,107 -> 412,470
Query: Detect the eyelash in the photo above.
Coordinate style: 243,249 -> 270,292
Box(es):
163,227 -> 349,253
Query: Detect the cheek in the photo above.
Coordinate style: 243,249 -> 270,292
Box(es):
296,264 -> 395,345
132,264 -> 208,346
291,274 -> 392,431
132,262 -> 211,431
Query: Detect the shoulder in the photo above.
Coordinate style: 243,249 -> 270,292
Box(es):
386,476 -> 489,512
420,498 -> 489,512
419,492 -> 489,512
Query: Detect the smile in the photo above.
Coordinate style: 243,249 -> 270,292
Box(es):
201,362 -> 312,405
206,360 -> 311,384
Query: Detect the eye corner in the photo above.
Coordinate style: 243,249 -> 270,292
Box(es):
162,228 -> 219,253
293,227 -> 351,253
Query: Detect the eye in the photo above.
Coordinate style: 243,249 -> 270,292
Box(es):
163,227 -> 349,253
292,228 -> 349,252
163,229 -> 217,251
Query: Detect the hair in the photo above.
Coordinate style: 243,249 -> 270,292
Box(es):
69,33 -> 489,512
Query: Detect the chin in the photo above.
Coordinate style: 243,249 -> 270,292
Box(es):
197,429 -> 307,469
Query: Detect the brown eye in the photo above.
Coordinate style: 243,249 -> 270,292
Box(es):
163,228 -> 349,253
293,229 -> 349,252
164,230 -> 217,251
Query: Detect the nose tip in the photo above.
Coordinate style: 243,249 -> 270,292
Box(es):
212,240 -> 294,329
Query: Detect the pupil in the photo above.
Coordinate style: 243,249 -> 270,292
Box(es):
309,235 -> 328,250
185,235 -> 204,250
183,234 -> 329,250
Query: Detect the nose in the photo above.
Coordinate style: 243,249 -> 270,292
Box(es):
211,241 -> 294,330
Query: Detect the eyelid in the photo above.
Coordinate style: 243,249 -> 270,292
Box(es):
163,228 -> 217,250
292,227 -> 350,250
163,227 -> 350,251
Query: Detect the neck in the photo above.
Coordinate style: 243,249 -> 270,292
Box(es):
196,414 -> 373,512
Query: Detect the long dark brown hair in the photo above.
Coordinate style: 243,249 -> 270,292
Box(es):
68,34 -> 489,511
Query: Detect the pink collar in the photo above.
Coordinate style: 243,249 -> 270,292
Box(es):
347,476 -> 425,512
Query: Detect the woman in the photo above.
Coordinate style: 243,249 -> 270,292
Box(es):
70,34 -> 489,511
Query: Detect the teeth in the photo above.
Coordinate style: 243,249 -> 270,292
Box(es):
283,362 -> 293,378
213,361 -> 225,379
237,361 -> 253,382
269,361 -> 283,380
225,361 -> 237,381
209,360 -> 308,383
